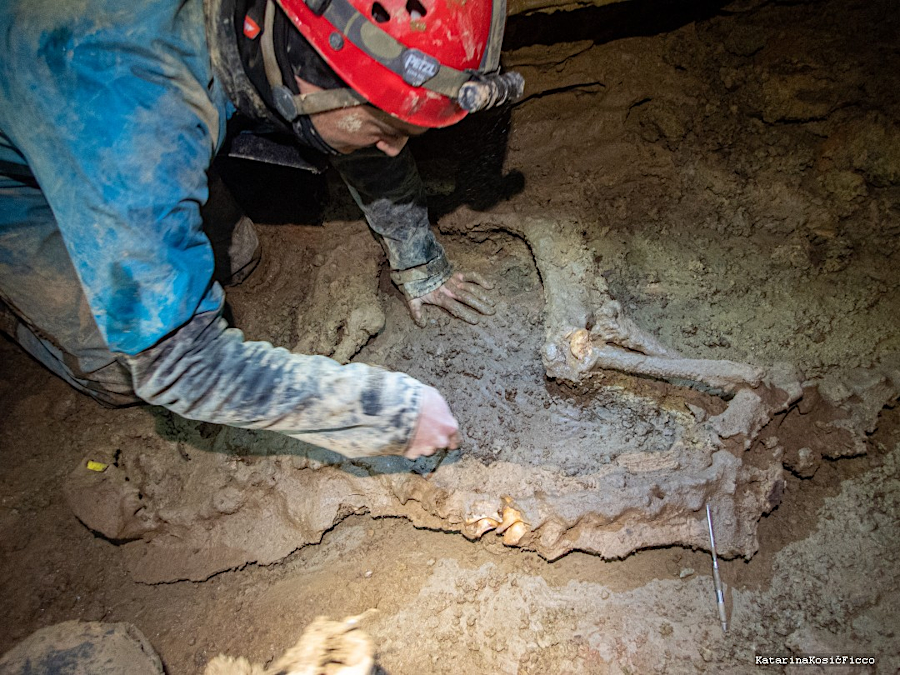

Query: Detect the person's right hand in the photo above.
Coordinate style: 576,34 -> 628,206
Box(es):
405,385 -> 460,459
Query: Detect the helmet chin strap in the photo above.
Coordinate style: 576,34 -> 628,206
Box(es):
260,0 -> 363,153
292,113 -> 342,155
272,83 -> 366,119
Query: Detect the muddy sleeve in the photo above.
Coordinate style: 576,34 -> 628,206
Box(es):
330,147 -> 452,298
125,310 -> 423,458
0,0 -> 234,356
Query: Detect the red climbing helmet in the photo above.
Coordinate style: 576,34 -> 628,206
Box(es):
274,0 -> 523,127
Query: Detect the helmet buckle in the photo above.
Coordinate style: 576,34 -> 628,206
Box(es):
272,84 -> 299,119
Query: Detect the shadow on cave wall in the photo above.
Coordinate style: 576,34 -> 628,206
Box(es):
503,0 -> 735,50
218,0 -> 736,224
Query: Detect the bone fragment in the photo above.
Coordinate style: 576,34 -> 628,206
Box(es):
502,521 -> 530,546
591,300 -> 680,358
466,517 -> 501,538
496,505 -> 525,534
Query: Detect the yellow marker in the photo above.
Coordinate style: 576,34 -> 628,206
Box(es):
86,460 -> 108,472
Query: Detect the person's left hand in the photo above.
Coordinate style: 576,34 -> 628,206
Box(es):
407,271 -> 495,327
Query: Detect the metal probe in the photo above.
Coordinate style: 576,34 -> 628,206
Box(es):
706,504 -> 728,633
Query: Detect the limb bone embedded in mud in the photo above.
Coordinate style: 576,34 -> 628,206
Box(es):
441,209 -> 767,393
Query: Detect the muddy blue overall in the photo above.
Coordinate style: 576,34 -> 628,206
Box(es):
0,0 -> 451,456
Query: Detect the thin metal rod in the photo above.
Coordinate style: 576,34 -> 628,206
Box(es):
706,504 -> 728,633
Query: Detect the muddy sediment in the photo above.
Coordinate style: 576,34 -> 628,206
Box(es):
2,0 -> 900,671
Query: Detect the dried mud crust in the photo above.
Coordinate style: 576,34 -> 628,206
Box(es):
57,238 -> 756,579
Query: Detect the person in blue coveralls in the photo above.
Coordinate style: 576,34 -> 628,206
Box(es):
0,0 -> 523,458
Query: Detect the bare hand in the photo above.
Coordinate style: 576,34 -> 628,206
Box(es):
405,386 -> 460,460
407,271 -> 495,327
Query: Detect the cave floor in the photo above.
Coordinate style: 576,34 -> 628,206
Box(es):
2,0 -> 900,671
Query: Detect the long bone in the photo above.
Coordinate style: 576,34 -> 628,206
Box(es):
441,210 -> 765,392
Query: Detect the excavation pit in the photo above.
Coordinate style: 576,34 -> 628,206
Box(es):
61,231 -> 891,584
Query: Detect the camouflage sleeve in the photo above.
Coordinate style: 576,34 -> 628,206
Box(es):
125,310 -> 423,458
330,146 -> 452,299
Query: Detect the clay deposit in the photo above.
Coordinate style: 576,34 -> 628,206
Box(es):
2,0 -> 899,672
